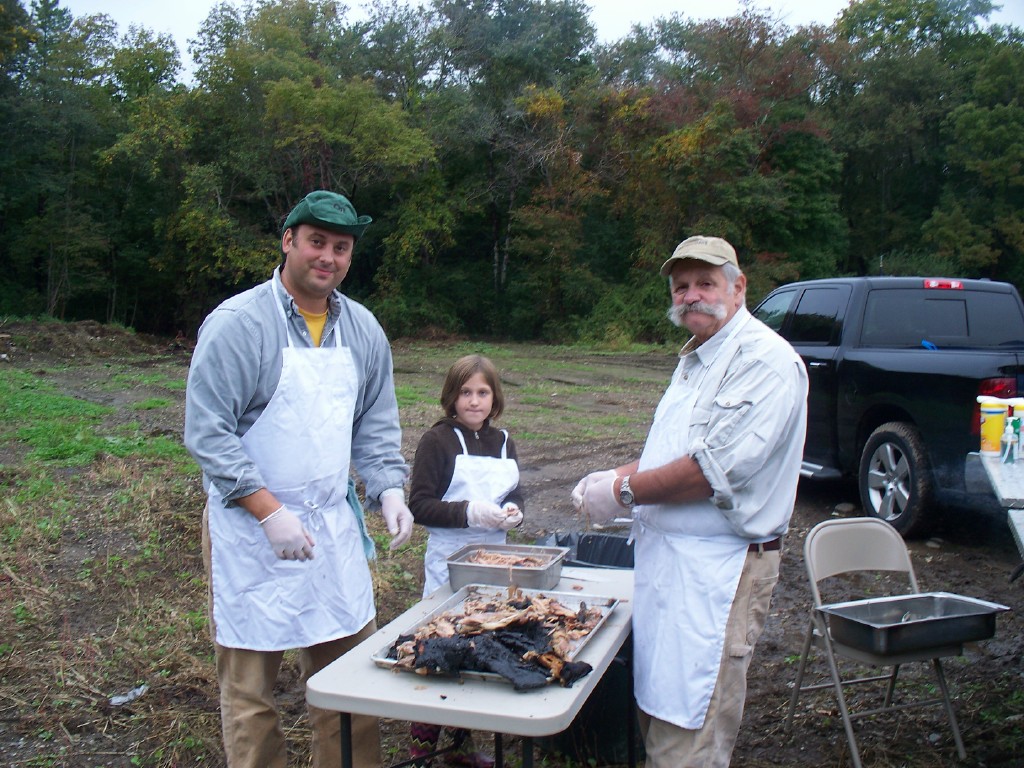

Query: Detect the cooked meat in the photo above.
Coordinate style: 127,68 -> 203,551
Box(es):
385,586 -> 604,689
413,636 -> 475,676
466,551 -> 550,567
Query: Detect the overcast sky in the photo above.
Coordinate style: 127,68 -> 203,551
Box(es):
59,0 -> 1024,71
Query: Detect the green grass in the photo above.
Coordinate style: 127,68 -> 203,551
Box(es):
394,384 -> 436,409
110,370 -> 187,391
131,397 -> 174,410
1,368 -> 109,427
0,368 -> 191,467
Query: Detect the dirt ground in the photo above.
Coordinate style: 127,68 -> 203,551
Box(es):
0,319 -> 1022,767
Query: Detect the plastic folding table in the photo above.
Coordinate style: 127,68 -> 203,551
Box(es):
306,566 -> 635,768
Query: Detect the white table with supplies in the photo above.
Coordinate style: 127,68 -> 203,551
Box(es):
306,566 -> 635,768
979,454 -> 1024,561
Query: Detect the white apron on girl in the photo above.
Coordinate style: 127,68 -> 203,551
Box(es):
422,428 -> 519,596
632,315 -> 752,729
207,289 -> 374,651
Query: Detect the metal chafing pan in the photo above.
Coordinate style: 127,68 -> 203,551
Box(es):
447,543 -> 570,591
818,592 -> 1010,656
371,584 -> 619,683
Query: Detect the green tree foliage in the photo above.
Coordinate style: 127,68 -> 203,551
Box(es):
923,35 -> 1024,281
827,0 -> 1004,274
0,0 -> 1021,343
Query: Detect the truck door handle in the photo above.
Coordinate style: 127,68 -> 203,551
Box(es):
808,362 -> 828,368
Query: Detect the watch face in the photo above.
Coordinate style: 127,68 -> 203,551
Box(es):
619,478 -> 634,506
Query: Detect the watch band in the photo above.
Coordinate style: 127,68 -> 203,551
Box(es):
619,474 -> 635,508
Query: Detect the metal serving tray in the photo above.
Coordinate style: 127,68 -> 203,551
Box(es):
371,584 -> 619,683
819,592 -> 1009,656
447,543 -> 570,591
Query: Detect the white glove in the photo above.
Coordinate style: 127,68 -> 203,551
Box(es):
581,474 -> 623,524
260,505 -> 315,560
571,469 -> 618,512
500,503 -> 523,531
466,500 -> 507,529
380,489 -> 413,550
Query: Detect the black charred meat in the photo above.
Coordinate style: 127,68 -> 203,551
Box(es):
460,633 -> 550,690
386,587 -> 603,690
413,636 -> 475,676
387,618 -> 594,689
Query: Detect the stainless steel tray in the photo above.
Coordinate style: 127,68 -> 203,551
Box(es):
447,543 -> 570,591
372,584 -> 619,683
819,592 -> 1009,655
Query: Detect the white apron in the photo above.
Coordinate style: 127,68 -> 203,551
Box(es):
632,317 -> 751,729
207,301 -> 374,651
422,428 -> 519,596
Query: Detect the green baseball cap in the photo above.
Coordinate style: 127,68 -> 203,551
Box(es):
282,190 -> 372,238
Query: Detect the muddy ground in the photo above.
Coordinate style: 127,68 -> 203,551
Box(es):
0,319 -> 1021,767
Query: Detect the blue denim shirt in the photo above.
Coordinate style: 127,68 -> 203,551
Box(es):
184,269 -> 408,506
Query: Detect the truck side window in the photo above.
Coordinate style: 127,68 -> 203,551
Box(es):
788,288 -> 842,344
753,290 -> 796,331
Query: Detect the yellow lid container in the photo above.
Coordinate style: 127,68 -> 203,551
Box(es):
980,401 -> 1008,456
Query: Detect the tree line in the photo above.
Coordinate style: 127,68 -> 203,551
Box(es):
1,0 -> 1021,342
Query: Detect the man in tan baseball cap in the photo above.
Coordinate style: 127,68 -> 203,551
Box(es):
571,231 -> 808,768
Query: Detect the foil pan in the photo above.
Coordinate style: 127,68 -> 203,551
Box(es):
371,584 -> 619,683
447,543 -> 570,591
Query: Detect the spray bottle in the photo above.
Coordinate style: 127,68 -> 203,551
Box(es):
1001,419 -> 1017,464
1014,411 -> 1022,463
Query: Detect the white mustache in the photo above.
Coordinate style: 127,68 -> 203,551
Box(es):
668,301 -> 727,327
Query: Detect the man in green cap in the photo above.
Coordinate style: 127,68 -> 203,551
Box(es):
185,190 -> 413,767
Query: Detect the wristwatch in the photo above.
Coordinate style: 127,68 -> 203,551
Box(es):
618,475 -> 635,508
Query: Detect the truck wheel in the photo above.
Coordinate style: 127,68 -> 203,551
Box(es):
858,422 -> 934,538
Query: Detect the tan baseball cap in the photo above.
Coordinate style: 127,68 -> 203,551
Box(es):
659,236 -> 738,276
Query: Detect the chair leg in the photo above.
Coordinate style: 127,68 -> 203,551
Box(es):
883,664 -> 901,708
818,618 -> 863,768
931,659 -> 967,759
785,622 -> 816,732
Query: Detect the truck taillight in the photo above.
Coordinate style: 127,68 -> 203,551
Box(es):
923,278 -> 964,289
972,378 -> 1018,434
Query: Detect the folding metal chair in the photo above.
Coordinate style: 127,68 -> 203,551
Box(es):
784,517 -> 966,768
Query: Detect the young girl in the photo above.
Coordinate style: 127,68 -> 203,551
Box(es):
408,354 -> 524,768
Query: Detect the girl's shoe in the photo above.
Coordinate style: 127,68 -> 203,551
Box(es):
444,751 -> 495,768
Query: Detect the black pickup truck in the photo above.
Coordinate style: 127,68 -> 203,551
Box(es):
752,276 -> 1024,537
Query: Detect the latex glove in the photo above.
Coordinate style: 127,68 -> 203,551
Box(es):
260,505 -> 315,560
380,489 -> 413,550
500,503 -> 523,531
581,474 -> 623,524
571,469 -> 618,512
467,500 -> 507,529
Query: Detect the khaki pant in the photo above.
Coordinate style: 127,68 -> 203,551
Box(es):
639,549 -> 780,768
203,506 -> 382,768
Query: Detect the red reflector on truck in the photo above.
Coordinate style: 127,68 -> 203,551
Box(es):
923,279 -> 964,289
972,378 -> 1018,435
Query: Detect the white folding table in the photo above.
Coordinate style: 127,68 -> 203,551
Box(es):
979,454 -> 1024,558
306,566 -> 635,768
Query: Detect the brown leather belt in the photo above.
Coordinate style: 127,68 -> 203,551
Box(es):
748,537 -> 782,553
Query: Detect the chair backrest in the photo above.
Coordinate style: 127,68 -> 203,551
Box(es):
804,517 -> 919,606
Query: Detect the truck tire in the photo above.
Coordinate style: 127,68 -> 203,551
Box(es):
858,422 -> 934,538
